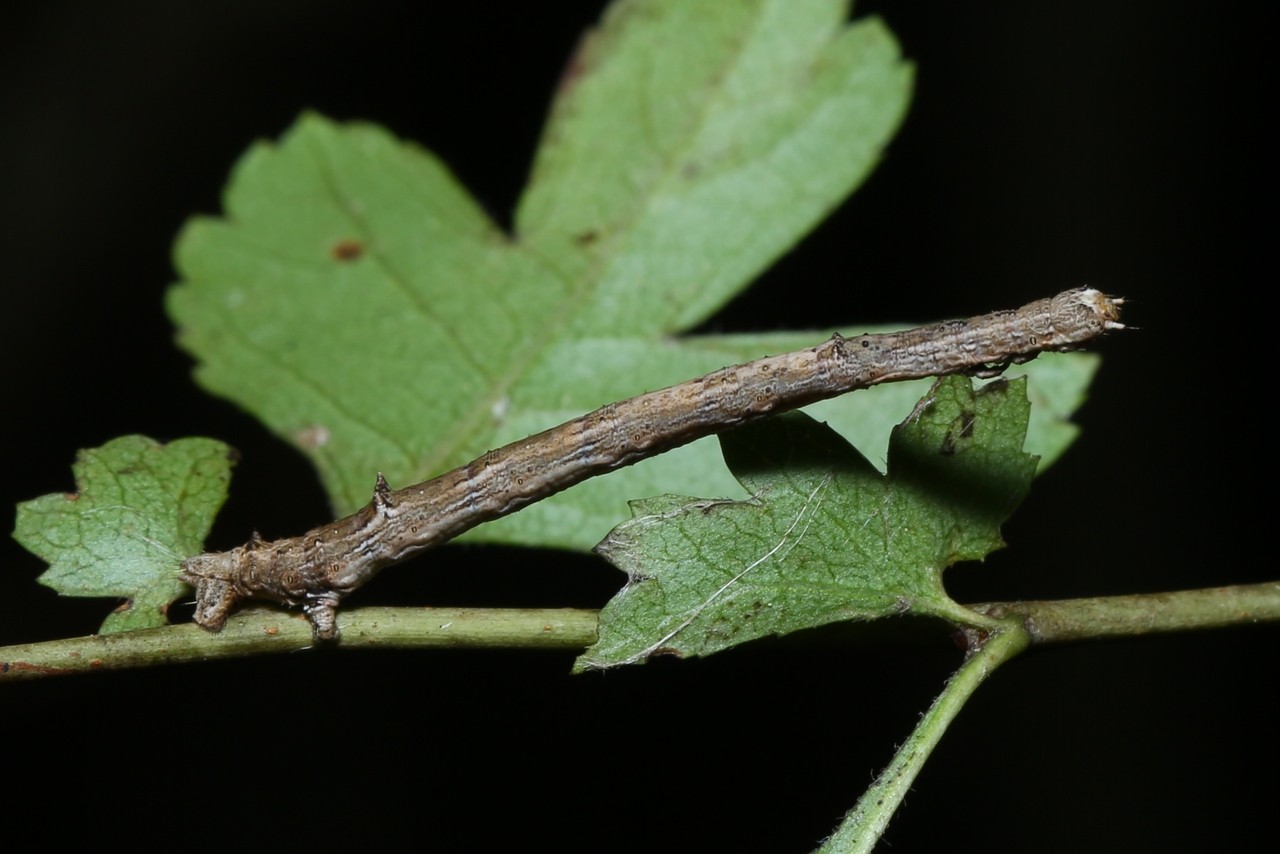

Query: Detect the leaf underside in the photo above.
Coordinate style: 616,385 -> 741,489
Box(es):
12,436 -> 234,633
167,0 -> 1099,553
577,375 -> 1037,671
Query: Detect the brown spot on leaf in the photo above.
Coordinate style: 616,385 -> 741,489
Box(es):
330,238 -> 364,261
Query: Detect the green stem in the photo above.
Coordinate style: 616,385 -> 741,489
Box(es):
0,606 -> 599,681
972,581 -> 1280,644
2,581 -> 1277,682
815,622 -> 1030,854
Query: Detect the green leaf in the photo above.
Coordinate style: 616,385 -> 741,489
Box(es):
167,0 -> 1095,554
576,376 -> 1037,671
13,436 -> 234,633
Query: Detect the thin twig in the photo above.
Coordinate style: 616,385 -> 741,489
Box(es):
6,581 -> 1277,682
0,607 -> 599,681
972,582 -> 1280,644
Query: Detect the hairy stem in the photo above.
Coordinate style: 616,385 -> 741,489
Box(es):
815,623 -> 1029,854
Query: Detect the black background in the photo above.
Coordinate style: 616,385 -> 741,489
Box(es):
2,2 -> 1270,851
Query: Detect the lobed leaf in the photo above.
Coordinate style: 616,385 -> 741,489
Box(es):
167,0 -> 920,549
12,436 -> 234,633
577,376 -> 1037,670
167,0 -> 1099,556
